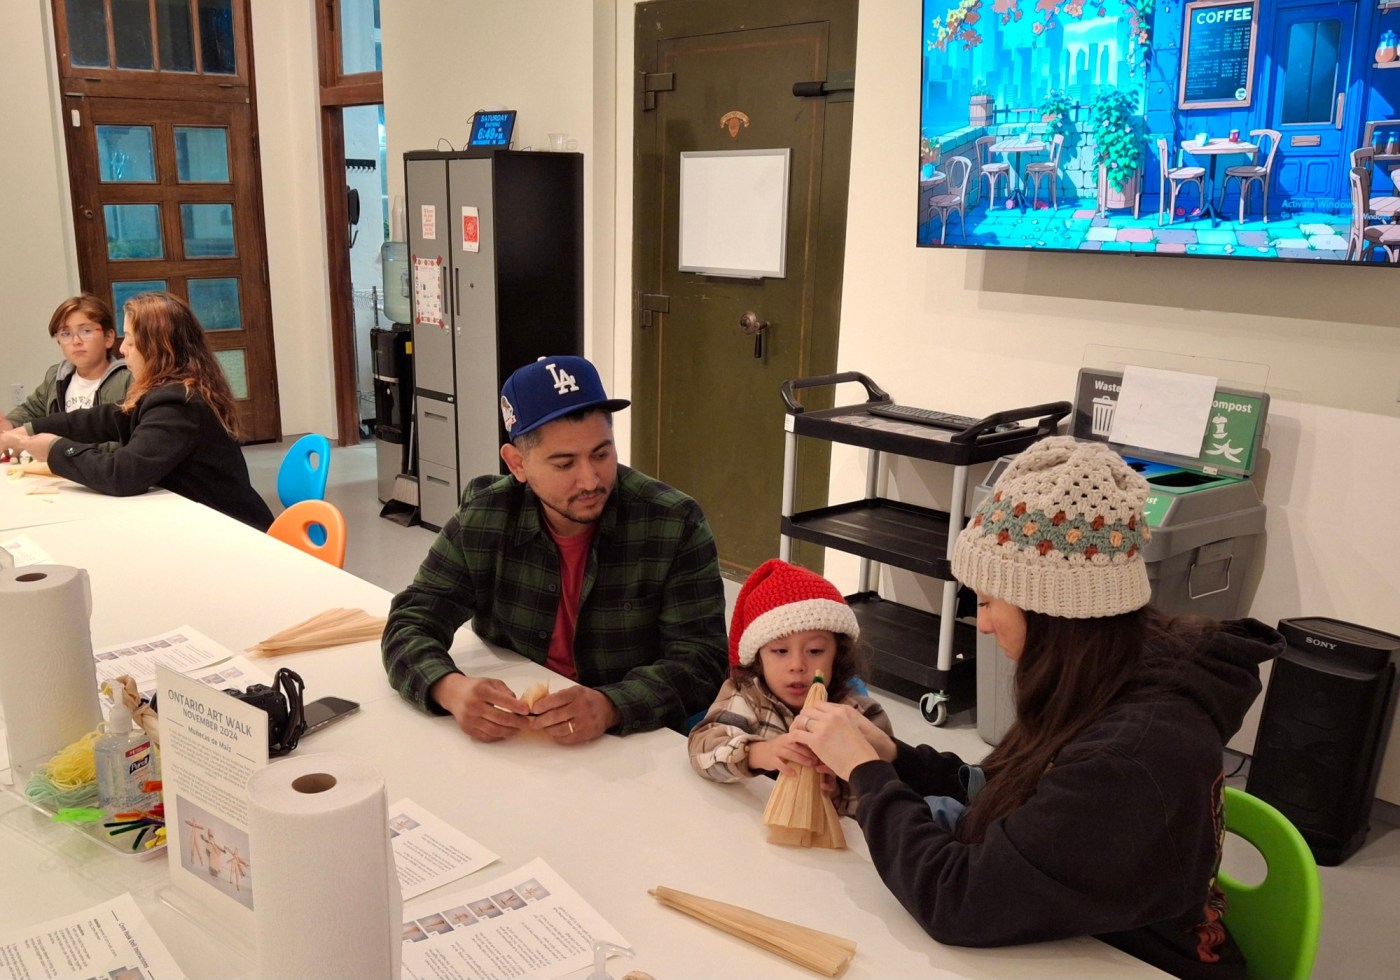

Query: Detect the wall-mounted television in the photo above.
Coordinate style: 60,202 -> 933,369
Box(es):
917,0 -> 1400,265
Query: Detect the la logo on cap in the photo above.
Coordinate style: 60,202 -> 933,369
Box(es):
544,362 -> 579,396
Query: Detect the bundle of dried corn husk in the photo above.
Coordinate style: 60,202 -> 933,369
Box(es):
520,682 -> 550,711
247,608 -> 385,655
762,676 -> 845,849
649,885 -> 856,977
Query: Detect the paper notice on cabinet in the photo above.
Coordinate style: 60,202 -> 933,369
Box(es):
0,892 -> 187,980
158,665 -> 269,938
421,203 -> 437,240
461,206 -> 480,252
413,255 -> 445,328
401,857 -> 628,980
390,798 -> 500,900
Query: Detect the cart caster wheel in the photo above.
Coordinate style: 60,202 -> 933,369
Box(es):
920,692 -> 949,727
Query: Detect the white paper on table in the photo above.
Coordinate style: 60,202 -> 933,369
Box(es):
158,665 -> 269,939
1108,365 -> 1218,458
390,798 -> 500,900
0,535 -> 50,566
401,857 -> 628,980
92,626 -> 236,698
0,892 -> 188,980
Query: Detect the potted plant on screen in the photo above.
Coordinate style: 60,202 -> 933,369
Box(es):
1090,88 -> 1145,210
969,79 -> 994,128
1038,89 -> 1074,140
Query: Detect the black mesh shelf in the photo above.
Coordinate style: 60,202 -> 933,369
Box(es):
782,499 -> 959,579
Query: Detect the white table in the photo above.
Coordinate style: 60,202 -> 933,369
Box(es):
0,491 -> 1164,978
989,139 -> 1047,211
0,468 -> 183,533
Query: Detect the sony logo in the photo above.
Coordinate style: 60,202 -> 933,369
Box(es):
1304,636 -> 1337,650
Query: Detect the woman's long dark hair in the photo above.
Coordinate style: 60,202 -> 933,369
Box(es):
956,606 -> 1202,844
120,292 -> 242,439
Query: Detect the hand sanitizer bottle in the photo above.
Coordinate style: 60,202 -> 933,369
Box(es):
95,703 -> 158,813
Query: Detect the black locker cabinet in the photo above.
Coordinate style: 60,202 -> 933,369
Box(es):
405,149 -> 583,530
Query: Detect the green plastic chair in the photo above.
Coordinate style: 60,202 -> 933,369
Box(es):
1219,786 -> 1322,980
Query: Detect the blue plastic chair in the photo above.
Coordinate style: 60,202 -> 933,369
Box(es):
276,434 -> 332,508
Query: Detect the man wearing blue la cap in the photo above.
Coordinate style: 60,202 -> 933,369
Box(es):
383,355 -> 729,743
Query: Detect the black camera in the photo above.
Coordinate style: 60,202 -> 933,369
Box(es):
224,668 -> 307,757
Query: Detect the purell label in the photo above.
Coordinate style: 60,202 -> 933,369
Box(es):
126,746 -> 152,778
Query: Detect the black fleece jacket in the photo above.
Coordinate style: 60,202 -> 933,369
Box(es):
849,618 -> 1284,979
32,384 -> 274,531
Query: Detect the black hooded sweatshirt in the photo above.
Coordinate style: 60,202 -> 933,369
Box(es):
848,618 -> 1284,979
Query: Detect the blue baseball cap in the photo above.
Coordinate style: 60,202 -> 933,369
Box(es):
499,355 -> 630,439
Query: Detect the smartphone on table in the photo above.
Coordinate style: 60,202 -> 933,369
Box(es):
303,695 -> 360,736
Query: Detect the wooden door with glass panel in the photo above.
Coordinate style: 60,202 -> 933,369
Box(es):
53,0 -> 279,442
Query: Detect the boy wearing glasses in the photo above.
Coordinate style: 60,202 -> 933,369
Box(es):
1,294 -> 131,437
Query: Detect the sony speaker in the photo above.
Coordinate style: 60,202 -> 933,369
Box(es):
1246,616 -> 1400,865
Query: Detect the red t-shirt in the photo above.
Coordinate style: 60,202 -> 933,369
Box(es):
544,523 -> 596,680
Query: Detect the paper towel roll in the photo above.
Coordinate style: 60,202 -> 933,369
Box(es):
0,565 -> 101,780
247,751 -> 401,979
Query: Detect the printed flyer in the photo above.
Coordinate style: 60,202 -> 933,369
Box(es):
390,799 -> 500,901
94,627 -> 237,699
0,892 -> 187,980
157,665 -> 268,936
401,858 -> 628,980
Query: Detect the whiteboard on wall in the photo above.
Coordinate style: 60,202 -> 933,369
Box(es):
678,148 -> 789,278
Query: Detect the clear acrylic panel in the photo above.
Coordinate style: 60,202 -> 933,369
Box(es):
214,348 -> 248,399
113,0 -> 154,70
111,281 -> 168,329
66,0 -> 109,67
97,126 -> 157,182
340,0 -> 383,74
188,278 -> 242,330
198,0 -> 236,74
156,0 -> 196,72
175,128 -> 230,182
180,203 -> 236,257
104,204 -> 165,260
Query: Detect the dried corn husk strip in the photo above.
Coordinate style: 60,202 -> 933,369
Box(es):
7,462 -> 54,479
762,678 -> 845,848
247,608 -> 386,655
649,886 -> 856,977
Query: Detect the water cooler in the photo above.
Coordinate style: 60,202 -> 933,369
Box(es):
374,241 -> 413,505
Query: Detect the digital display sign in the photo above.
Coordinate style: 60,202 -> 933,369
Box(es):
468,110 -> 517,149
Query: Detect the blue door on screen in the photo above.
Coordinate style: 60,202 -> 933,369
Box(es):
1265,1 -> 1359,213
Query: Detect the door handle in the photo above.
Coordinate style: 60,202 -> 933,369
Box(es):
1336,91 -> 1344,130
739,311 -> 770,359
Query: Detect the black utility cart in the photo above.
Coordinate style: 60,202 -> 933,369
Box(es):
779,373 -> 1069,725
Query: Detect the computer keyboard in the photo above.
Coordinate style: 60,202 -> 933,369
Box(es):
867,404 -> 984,430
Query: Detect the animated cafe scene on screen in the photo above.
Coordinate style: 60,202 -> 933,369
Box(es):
917,0 -> 1400,262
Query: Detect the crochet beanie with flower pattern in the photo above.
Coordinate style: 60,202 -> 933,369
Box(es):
729,559 -> 860,666
951,436 -> 1151,618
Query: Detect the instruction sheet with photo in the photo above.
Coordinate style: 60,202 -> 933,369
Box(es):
93,626 -> 239,698
401,858 -> 627,980
157,665 -> 268,936
0,892 -> 187,980
390,798 -> 500,900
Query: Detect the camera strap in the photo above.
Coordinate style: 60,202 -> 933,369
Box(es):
270,667 -> 307,756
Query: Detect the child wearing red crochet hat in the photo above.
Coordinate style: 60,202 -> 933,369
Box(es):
687,559 -> 892,816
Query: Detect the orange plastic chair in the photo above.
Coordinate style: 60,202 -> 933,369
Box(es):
267,500 -> 347,568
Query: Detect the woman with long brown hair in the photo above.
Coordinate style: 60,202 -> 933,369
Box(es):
1,291 -> 273,529
791,437 -> 1283,979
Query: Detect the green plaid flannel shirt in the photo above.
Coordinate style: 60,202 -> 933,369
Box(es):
382,465 -> 729,735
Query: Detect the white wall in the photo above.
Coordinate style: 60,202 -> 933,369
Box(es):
0,1 -> 82,411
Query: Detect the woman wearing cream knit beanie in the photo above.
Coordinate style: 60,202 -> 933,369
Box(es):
790,434 -> 1284,979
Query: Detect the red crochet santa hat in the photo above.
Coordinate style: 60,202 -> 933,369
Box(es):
729,559 -> 860,666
